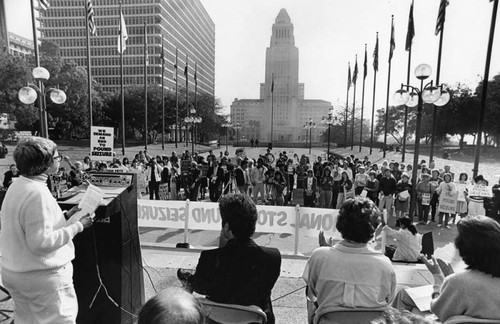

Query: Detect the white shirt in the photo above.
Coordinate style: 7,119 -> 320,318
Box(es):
382,226 -> 422,262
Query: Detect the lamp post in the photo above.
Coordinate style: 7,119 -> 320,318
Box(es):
221,122 -> 233,154
18,67 -> 67,138
393,63 -> 450,219
233,122 -> 242,147
184,107 -> 202,155
321,108 -> 336,160
303,118 -> 316,154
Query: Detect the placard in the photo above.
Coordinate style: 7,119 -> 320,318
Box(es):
468,184 -> 492,198
158,183 -> 169,200
421,193 -> 431,206
90,126 -> 114,161
180,160 -> 191,175
438,191 -> 458,214
455,183 -> 467,202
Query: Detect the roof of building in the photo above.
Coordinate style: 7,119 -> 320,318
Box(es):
275,8 -> 291,24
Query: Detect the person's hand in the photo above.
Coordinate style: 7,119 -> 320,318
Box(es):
436,258 -> 454,277
63,156 -> 70,162
66,206 -> 81,219
421,255 -> 444,276
319,231 -> 333,247
79,213 -> 94,229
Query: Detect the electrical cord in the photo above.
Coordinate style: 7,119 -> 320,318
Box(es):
271,285 -> 307,303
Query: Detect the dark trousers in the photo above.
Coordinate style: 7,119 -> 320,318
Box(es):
209,182 -> 221,202
492,201 -> 500,223
418,203 -> 430,222
149,181 -> 160,200
303,192 -> 315,207
430,192 -> 439,221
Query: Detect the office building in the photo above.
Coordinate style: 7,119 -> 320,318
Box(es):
8,32 -> 34,57
38,0 -> 215,96
230,9 -> 332,143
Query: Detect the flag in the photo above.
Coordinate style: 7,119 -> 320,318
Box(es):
271,74 -> 274,93
435,0 -> 449,36
353,57 -> 358,85
173,49 -> 178,81
184,55 -> 188,77
406,0 -> 414,51
117,11 -> 128,53
194,62 -> 198,86
389,18 -> 395,62
373,33 -> 379,72
87,0 -> 97,36
39,0 -> 50,10
363,45 -> 367,80
348,62 -> 352,88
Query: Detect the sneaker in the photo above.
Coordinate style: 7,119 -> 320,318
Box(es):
445,225 -> 451,229
437,224 -> 442,227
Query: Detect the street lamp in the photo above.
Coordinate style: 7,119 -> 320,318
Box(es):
184,107 -> 202,155
393,63 -> 450,219
233,122 -> 242,146
18,67 -> 67,138
303,118 -> 316,154
321,108 -> 336,160
221,122 -> 233,154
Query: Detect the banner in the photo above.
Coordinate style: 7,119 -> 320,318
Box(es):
137,200 -> 340,238
438,191 -> 458,214
468,185 -> 492,198
90,126 -> 114,161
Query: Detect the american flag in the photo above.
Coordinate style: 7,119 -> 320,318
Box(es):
352,56 -> 358,85
184,55 -> 188,78
363,44 -> 367,80
87,0 -> 97,36
435,0 -> 449,36
406,0 -> 414,51
194,62 -> 198,86
373,33 -> 379,72
173,48 -> 178,81
389,17 -> 395,63
39,0 -> 50,10
347,62 -> 352,88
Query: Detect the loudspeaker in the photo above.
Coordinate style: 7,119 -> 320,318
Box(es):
59,173 -> 144,324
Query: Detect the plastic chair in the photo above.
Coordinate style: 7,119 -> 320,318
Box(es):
0,285 -> 13,321
316,309 -> 385,324
198,297 -> 267,324
443,315 -> 500,324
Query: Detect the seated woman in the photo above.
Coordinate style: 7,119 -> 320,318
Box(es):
302,197 -> 396,324
382,217 -> 422,262
392,215 -> 500,322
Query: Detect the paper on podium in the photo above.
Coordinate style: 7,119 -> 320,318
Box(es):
405,284 -> 434,312
67,184 -> 104,225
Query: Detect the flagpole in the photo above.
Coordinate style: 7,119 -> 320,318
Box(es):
383,16 -> 394,159
344,63 -> 350,147
360,45 -> 367,152
473,0 -> 498,177
175,48 -> 178,148
161,35 -> 165,150
144,21 -> 148,151
402,0 -> 414,163
429,25 -> 445,165
30,0 -> 45,137
271,73 -> 274,145
84,0 -> 93,130
351,55 -> 357,150
194,62 -> 197,150
119,1 -> 125,156
370,32 -> 379,155
185,54 -> 189,147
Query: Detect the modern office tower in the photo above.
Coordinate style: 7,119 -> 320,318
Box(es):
231,9 -> 332,144
37,0 -> 215,96
8,32 -> 34,57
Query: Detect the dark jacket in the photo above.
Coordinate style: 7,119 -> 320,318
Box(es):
379,176 -> 397,196
188,238 -> 281,324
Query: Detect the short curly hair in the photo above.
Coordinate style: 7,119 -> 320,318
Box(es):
336,197 -> 381,243
13,136 -> 57,176
455,215 -> 500,278
219,193 -> 258,239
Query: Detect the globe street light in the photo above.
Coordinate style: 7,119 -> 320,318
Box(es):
303,118 -> 316,154
18,67 -> 67,138
221,122 -> 233,154
321,108 -> 336,160
233,122 -> 242,146
393,63 -> 450,219
184,108 -> 202,155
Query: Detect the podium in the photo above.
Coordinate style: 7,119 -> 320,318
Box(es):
59,173 -> 144,324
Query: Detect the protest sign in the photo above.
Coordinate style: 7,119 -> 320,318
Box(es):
468,185 -> 492,198
438,191 -> 458,213
158,183 -> 169,200
90,126 -> 114,161
455,183 -> 467,202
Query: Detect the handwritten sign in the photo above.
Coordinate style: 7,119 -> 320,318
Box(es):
468,185 -> 492,198
158,183 -> 169,200
455,183 -> 467,202
438,191 -> 458,214
90,126 -> 114,161
137,200 -> 340,238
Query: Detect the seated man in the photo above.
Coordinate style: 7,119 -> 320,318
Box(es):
178,193 -> 281,324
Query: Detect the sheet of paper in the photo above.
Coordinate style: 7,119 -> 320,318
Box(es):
67,184 -> 104,225
360,189 -> 368,198
405,284 -> 434,312
399,190 -> 410,199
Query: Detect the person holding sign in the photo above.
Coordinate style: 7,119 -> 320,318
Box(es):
0,137 -> 93,323
416,173 -> 433,225
436,173 -> 456,229
465,175 -> 489,217
394,173 -> 412,219
455,173 -> 469,221
382,217 -> 422,262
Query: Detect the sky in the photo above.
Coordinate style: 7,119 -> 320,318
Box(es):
5,0 -> 500,118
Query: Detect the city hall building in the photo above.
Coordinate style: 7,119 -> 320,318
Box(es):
230,9 -> 332,143
38,0 -> 215,96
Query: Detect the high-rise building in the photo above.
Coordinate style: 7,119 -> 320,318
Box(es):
8,32 -> 34,57
231,9 -> 332,143
38,0 -> 215,96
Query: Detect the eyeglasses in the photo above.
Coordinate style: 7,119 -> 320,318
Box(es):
53,155 -> 63,161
